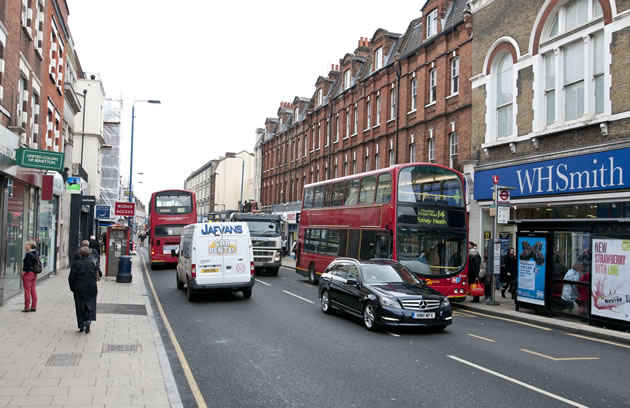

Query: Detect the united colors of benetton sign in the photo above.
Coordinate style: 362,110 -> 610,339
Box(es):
474,148 -> 630,200
16,148 -> 64,171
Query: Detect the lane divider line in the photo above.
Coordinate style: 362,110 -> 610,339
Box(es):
460,310 -> 552,331
447,355 -> 588,408
141,255 -> 208,408
467,333 -> 496,343
255,279 -> 271,286
521,348 -> 599,361
282,290 -> 315,304
566,333 -> 630,349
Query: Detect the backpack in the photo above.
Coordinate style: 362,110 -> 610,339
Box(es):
32,253 -> 43,274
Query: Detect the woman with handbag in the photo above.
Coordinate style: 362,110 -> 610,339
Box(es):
468,242 -> 483,302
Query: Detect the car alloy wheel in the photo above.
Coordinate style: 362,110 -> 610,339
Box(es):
321,290 -> 334,314
363,302 -> 378,331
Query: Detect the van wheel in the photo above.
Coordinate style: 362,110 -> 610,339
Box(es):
270,267 -> 279,276
242,288 -> 252,298
186,278 -> 196,302
176,273 -> 184,290
308,263 -> 317,284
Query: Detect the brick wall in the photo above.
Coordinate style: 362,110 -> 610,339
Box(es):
611,25 -> 630,114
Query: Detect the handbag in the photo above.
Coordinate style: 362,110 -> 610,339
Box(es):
470,279 -> 485,296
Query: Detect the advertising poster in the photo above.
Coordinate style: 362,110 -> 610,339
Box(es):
517,236 -> 547,306
591,239 -> 630,323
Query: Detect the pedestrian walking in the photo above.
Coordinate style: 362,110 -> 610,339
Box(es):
89,235 -> 101,256
468,242 -> 482,303
68,247 -> 98,333
21,240 -> 39,312
501,247 -> 517,299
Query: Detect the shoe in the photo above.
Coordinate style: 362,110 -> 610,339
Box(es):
79,327 -> 84,332
471,299 -> 480,303
501,289 -> 506,298
21,308 -> 30,312
30,308 -> 36,312
84,322 -> 91,334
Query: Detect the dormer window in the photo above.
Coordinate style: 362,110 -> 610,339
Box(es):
426,9 -> 438,38
374,47 -> 383,71
317,88 -> 323,107
344,69 -> 351,90
295,107 -> 299,123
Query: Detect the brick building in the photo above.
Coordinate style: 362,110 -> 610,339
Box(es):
469,0 -> 630,327
260,0 -> 472,210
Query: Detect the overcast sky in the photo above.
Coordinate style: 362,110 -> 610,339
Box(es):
67,0 -> 425,205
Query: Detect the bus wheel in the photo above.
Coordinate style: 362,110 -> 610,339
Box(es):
308,263 -> 317,284
176,273 -> 184,290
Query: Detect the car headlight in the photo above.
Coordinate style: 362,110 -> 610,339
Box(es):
379,296 -> 401,309
441,298 -> 450,307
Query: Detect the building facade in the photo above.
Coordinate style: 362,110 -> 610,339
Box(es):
470,0 -> 630,327
184,159 -> 217,220
260,0 -> 472,213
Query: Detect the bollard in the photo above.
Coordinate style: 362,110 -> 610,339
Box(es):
116,255 -> 132,283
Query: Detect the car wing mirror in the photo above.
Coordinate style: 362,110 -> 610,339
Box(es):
346,277 -> 358,286
171,249 -> 179,258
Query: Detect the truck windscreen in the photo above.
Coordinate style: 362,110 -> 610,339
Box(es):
245,220 -> 281,236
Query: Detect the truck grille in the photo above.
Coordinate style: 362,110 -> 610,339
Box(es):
400,299 -> 440,311
252,240 -> 276,247
253,250 -> 275,263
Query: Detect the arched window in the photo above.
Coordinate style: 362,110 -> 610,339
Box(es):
496,53 -> 514,139
537,0 -> 608,129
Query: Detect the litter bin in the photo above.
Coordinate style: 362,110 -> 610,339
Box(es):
117,255 -> 132,283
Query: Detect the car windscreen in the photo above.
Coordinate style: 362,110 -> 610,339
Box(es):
360,264 -> 420,285
154,224 -> 186,237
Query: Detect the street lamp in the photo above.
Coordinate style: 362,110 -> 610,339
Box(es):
129,99 -> 160,233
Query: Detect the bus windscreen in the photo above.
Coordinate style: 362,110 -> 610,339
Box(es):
155,193 -> 193,214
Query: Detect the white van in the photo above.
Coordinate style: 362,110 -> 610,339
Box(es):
176,222 -> 255,301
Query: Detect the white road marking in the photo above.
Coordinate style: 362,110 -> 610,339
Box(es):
521,348 -> 599,361
566,333 -> 630,349
282,290 -> 315,304
447,355 -> 588,408
467,333 -> 496,342
384,331 -> 400,337
255,279 -> 271,286
459,310 -> 552,331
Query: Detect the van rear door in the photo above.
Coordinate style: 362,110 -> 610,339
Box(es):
195,224 -> 226,286
222,223 -> 252,285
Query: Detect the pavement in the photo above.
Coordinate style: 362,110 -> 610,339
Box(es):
281,257 -> 630,345
0,254 -> 182,408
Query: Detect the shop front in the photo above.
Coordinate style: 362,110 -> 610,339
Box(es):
474,147 -> 630,330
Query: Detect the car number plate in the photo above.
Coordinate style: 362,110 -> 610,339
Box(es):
201,267 -> 220,274
412,312 -> 435,319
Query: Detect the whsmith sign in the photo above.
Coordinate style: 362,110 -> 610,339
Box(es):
16,148 -> 64,172
475,148 -> 629,200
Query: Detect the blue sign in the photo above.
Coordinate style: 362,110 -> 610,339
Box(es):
517,236 -> 547,306
200,224 -> 243,236
95,205 -> 111,220
475,147 -> 630,200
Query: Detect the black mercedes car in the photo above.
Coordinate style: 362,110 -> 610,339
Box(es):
318,258 -> 452,331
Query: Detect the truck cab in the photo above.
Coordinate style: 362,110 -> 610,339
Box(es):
229,213 -> 283,275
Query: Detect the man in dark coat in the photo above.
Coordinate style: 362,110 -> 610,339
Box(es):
468,242 -> 482,302
69,247 -> 98,333
88,235 -> 101,255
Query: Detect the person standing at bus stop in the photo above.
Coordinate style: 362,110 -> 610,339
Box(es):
468,242 -> 482,303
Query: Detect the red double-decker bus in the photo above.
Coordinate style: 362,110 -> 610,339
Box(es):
296,163 -> 469,300
148,189 -> 196,268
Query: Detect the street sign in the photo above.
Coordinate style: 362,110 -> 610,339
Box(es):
115,202 -> 135,216
498,189 -> 510,202
492,175 -> 500,185
95,205 -> 111,219
16,148 -> 64,171
497,204 -> 510,224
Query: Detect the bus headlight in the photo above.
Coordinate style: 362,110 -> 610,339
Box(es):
379,296 -> 401,309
